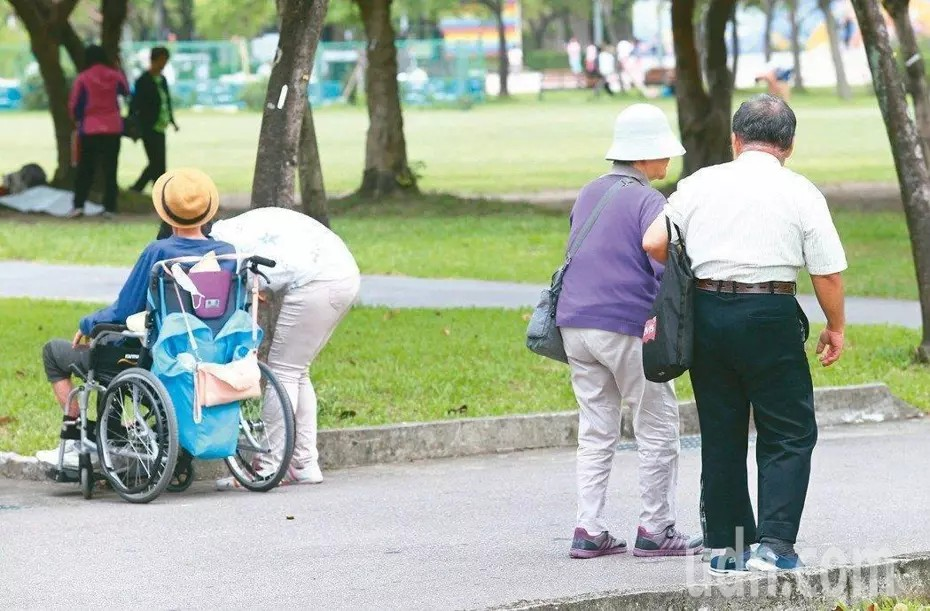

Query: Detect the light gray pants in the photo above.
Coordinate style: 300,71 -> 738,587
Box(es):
262,275 -> 360,470
562,327 -> 681,534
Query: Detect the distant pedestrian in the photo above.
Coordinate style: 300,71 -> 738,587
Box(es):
68,45 -> 129,219
130,47 -> 178,193
559,104 -> 702,560
596,45 -> 616,96
643,94 -> 847,573
566,37 -> 582,75
584,43 -> 598,78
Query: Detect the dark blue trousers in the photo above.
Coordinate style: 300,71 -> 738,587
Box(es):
691,290 -> 816,548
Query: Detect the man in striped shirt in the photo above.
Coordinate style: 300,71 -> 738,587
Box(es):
643,94 -> 847,574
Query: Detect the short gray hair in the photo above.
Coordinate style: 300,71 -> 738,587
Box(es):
732,94 -> 796,151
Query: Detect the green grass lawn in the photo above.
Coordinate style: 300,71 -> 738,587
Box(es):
0,88 -> 896,196
1,297 -> 927,456
0,196 -> 917,299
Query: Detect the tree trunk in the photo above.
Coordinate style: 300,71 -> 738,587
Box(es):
178,0 -> 195,40
615,0 -> 634,41
601,0 -> 617,45
491,1 -> 510,97
763,0 -> 775,62
250,0 -> 327,210
819,0 -> 852,99
9,0 -> 81,184
298,102 -> 330,227
569,13 -> 591,47
884,0 -> 930,165
528,9 -> 561,51
101,0 -> 128,66
672,0 -> 736,179
851,0 -> 930,359
153,0 -> 167,39
356,0 -> 418,197
730,2 -> 739,89
788,0 -> 807,92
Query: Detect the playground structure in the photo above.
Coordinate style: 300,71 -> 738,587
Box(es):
0,38 -> 487,111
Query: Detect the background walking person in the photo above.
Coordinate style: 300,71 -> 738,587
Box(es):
644,94 -> 847,573
68,45 -> 129,218
130,47 -> 177,193
559,104 -> 702,559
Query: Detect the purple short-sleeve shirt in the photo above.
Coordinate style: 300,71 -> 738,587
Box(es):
555,165 -> 666,338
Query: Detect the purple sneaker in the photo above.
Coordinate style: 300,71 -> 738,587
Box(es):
569,527 -> 628,559
632,525 -> 704,557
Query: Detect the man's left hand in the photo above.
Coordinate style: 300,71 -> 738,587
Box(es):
816,328 -> 844,367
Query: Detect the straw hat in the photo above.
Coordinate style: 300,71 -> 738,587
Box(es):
152,168 -> 220,228
605,104 -> 685,162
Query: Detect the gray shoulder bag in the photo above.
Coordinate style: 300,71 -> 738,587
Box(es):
525,177 -> 631,363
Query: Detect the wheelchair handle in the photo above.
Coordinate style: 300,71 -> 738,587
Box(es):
249,255 -> 276,269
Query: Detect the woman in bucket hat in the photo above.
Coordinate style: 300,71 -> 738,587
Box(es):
556,104 -> 704,559
36,168 -> 235,468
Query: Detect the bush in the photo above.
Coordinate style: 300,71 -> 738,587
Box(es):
523,49 -> 570,72
20,70 -> 75,111
240,77 -> 269,111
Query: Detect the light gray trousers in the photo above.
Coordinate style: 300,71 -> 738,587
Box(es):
562,327 -> 681,534
262,275 -> 360,470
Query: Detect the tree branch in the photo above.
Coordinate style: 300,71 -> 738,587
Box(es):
61,21 -> 85,70
7,0 -> 46,36
671,0 -> 707,103
50,0 -> 81,30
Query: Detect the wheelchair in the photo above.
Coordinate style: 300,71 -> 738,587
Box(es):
45,254 -> 296,504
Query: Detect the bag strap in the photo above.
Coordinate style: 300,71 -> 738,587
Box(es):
164,262 -> 201,360
665,214 -> 685,245
566,176 -> 633,263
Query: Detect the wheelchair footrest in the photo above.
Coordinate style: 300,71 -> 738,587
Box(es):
46,467 -> 80,484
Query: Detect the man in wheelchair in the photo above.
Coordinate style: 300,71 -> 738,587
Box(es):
36,168 -> 235,468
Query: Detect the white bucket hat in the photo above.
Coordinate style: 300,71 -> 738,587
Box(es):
604,103 -> 686,161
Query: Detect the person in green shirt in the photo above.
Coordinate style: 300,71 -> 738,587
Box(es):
129,47 -> 179,192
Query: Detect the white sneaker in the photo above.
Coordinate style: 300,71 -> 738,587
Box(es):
35,441 -> 97,469
289,463 -> 324,485
36,441 -> 79,469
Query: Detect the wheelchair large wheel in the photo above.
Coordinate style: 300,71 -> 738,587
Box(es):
96,368 -> 178,504
224,362 -> 295,492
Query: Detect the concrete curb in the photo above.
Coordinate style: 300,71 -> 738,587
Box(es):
496,551 -> 930,610
0,383 -> 921,481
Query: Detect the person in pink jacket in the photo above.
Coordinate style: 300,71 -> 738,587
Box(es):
68,45 -> 129,219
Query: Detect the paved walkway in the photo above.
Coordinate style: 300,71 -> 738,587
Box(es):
1,420 -> 928,609
0,261 -> 922,328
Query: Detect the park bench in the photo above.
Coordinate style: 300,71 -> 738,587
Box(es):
538,69 -> 584,99
644,66 -> 676,87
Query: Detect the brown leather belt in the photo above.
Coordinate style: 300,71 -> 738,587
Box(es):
696,279 -> 797,296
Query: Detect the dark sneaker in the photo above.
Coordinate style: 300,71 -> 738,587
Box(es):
746,544 -> 805,572
633,525 -> 704,557
569,527 -> 627,559
709,549 -> 752,576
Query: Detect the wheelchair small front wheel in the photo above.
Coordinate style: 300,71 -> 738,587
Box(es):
167,452 -> 195,493
97,368 -> 178,504
79,462 -> 93,500
224,362 -> 295,492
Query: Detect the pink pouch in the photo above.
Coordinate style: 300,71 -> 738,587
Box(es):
193,351 -> 261,423
188,270 -> 232,320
